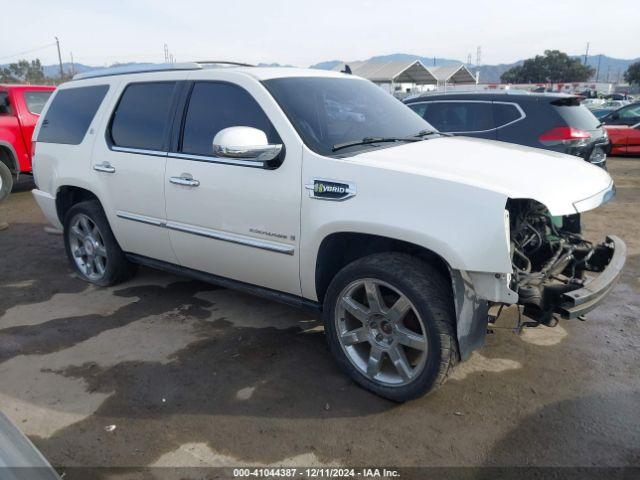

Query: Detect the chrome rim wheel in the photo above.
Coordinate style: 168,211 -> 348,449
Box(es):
68,213 -> 108,281
334,278 -> 429,387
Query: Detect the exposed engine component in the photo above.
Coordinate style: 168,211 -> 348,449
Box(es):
507,200 -> 613,324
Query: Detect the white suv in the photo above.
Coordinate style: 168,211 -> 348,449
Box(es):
31,63 -> 625,401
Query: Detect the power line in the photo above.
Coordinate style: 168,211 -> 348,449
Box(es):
0,43 -> 56,62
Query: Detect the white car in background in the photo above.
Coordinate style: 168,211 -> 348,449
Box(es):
30,63 -> 625,401
581,98 -> 606,109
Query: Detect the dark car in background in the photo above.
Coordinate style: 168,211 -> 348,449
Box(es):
404,92 -> 610,168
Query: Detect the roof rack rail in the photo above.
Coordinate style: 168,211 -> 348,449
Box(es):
72,60 -> 254,81
195,60 -> 255,67
73,62 -> 202,81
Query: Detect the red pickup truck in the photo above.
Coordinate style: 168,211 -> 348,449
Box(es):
0,84 -> 55,200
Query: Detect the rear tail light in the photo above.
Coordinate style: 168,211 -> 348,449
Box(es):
539,127 -> 591,146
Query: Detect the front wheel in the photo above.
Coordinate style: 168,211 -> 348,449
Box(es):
323,253 -> 458,402
63,200 -> 136,286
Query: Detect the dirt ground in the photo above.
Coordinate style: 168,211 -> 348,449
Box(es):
0,159 -> 638,478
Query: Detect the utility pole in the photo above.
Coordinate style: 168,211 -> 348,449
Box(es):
55,36 -> 64,79
164,43 -> 169,63
595,54 -> 602,82
70,52 -> 75,76
583,42 -> 590,65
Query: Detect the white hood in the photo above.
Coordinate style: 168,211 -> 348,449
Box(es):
350,136 -> 614,216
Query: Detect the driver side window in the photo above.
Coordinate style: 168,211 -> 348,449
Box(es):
180,82 -> 281,157
619,104 -> 640,121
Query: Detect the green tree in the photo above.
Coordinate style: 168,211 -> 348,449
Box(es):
624,61 -> 640,85
0,59 -> 47,84
500,50 -> 594,83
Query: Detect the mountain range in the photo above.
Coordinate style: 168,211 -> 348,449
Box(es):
11,53 -> 639,84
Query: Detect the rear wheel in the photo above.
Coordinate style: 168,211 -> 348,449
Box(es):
63,200 -> 136,286
323,253 -> 458,402
0,161 -> 13,203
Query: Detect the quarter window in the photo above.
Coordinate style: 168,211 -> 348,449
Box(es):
24,91 -> 53,115
493,103 -> 522,127
180,82 -> 280,157
110,82 -> 177,151
38,85 -> 109,145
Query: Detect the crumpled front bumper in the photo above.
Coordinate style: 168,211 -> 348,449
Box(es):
557,235 -> 627,319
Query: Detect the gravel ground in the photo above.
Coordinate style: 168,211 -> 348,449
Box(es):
0,159 -> 638,479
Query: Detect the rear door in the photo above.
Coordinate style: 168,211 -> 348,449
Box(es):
16,89 -> 54,161
408,100 -> 497,139
90,80 -> 181,264
0,89 -> 24,171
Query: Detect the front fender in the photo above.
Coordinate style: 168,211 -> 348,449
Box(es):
300,152 -> 514,300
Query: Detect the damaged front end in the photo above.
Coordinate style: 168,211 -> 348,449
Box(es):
507,199 -> 626,324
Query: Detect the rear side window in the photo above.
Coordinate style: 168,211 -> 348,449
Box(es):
24,91 -> 53,115
410,101 -> 494,133
493,103 -> 522,127
38,85 -> 108,145
180,82 -> 280,156
110,82 -> 177,151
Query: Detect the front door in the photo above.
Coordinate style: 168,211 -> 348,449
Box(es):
91,80 -> 180,264
164,81 -> 301,295
628,124 -> 640,155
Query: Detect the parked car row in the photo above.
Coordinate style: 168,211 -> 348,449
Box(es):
25,63 -> 625,401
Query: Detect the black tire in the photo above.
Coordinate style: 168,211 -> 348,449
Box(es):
323,252 -> 459,402
0,161 -> 13,203
63,200 -> 136,286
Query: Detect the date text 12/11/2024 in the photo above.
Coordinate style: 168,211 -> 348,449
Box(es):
233,468 -> 401,478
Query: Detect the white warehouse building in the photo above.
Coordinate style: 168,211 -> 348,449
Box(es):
332,60 -> 477,97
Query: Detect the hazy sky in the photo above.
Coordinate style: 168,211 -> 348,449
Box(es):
1,0 -> 638,67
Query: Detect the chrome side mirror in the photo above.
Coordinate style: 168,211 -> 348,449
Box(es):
213,126 -> 283,162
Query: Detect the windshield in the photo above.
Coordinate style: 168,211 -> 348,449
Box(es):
263,77 -> 435,156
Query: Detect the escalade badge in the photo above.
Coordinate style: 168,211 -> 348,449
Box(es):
305,179 -> 357,201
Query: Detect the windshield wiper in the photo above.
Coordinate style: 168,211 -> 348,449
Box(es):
412,129 -> 450,138
331,136 -> 420,152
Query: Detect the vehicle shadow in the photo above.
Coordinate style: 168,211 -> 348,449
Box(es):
0,222 -> 84,318
480,391 -> 640,471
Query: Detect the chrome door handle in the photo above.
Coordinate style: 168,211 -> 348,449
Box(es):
93,162 -> 116,173
169,176 -> 200,187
